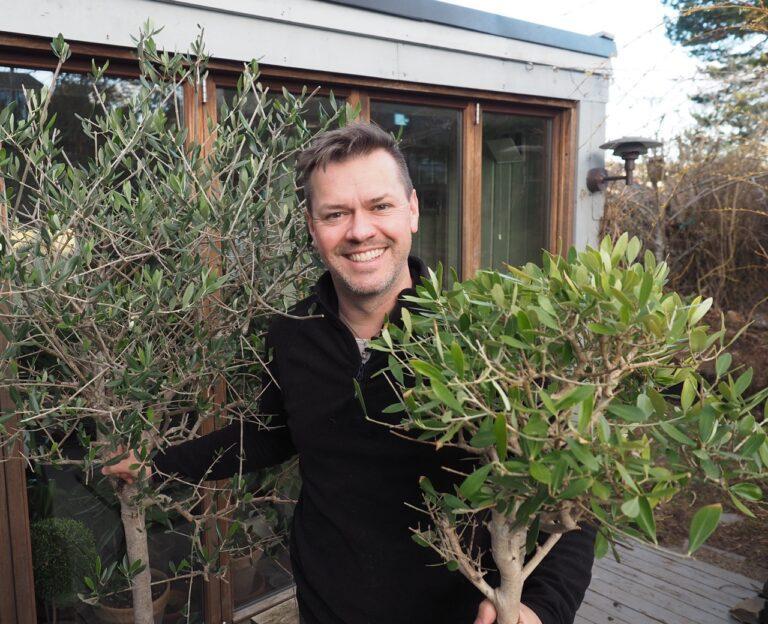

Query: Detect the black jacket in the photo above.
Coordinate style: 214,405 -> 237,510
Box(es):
154,257 -> 595,624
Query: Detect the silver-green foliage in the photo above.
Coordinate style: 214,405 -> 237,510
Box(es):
374,234 -> 767,621
0,29 -> 348,615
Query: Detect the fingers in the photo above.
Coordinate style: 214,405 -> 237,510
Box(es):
100,447 -> 141,484
474,599 -> 496,624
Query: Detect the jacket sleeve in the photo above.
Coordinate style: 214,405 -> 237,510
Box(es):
521,523 -> 596,624
152,334 -> 296,482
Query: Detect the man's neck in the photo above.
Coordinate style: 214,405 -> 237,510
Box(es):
335,272 -> 412,340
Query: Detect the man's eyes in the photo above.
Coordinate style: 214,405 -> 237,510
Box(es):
320,205 -> 393,220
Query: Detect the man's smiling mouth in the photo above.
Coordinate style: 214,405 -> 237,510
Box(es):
345,248 -> 386,263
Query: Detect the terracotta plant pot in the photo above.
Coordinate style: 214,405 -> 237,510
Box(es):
93,569 -> 170,624
230,549 -> 264,599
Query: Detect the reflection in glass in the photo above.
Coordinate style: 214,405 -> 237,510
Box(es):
370,101 -> 462,277
481,113 -> 552,270
0,67 -> 182,167
217,88 -> 341,133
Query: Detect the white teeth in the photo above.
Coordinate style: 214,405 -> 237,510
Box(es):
347,248 -> 385,262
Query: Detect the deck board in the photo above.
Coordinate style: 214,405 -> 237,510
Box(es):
575,540 -> 761,624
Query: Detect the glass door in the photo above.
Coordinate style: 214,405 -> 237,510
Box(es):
481,112 -> 553,270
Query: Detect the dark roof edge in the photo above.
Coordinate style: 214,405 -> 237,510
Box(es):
319,0 -> 616,58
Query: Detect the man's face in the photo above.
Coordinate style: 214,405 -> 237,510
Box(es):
306,149 -> 419,300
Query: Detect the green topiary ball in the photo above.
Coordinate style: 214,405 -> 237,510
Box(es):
30,517 -> 97,607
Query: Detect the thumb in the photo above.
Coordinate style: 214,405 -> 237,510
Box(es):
474,599 -> 496,624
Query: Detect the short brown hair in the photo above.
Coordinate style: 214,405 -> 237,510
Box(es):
296,122 -> 413,213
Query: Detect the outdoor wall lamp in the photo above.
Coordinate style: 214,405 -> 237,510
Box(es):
587,137 -> 662,193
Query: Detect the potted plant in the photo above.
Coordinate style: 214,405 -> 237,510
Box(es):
30,517 -> 98,624
372,235 -> 768,624
92,568 -> 170,624
0,27 -> 346,624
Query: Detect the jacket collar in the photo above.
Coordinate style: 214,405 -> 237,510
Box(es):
313,256 -> 429,324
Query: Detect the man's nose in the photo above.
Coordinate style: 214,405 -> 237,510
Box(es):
345,210 -> 376,242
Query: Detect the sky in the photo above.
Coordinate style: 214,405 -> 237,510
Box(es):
439,0 -> 703,151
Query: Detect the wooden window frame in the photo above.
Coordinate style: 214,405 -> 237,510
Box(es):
0,32 -> 577,623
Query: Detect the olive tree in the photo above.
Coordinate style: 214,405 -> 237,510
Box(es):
0,30 -> 346,623
372,235 -> 768,624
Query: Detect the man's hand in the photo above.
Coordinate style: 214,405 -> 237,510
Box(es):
100,446 -> 148,484
474,599 -> 544,624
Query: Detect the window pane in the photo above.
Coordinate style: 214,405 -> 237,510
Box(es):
370,101 -> 462,277
481,113 -> 552,270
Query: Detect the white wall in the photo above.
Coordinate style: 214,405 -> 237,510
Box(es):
1,0 -> 611,247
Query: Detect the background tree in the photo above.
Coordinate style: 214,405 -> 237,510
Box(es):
662,0 -> 768,136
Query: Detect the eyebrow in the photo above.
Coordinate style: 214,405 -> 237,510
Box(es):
316,195 -> 394,212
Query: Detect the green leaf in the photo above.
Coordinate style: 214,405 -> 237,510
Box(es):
728,492 -> 756,519
381,403 -> 405,414
688,297 -> 713,325
659,421 -> 697,447
715,353 -> 732,378
494,413 -> 508,460
608,403 -> 647,423
410,359 -> 446,383
615,461 -> 639,493
733,369 -> 753,396
621,497 -> 640,518
588,323 -> 617,336
697,405 -> 717,444
681,378 -> 696,412
401,307 -> 412,338
730,483 -> 762,502
446,560 -> 459,571
594,530 -> 609,559
636,497 -> 656,543
556,385 -> 594,410
689,328 -> 707,353
577,394 -> 595,435
431,379 -> 462,413
540,390 -> 558,415
181,283 -> 195,307
597,415 -> 611,444
687,504 -> 722,555
500,335 -> 528,350
459,464 -> 493,498
419,476 -> 437,496
638,271 -> 654,306
739,433 -> 766,458
450,342 -> 465,376
566,439 -> 600,472
491,283 -> 506,308
529,462 -> 552,485
561,477 -> 592,499
412,533 -> 431,548
626,236 -> 641,264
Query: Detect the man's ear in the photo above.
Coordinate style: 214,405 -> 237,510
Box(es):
409,189 -> 419,234
305,208 -> 316,245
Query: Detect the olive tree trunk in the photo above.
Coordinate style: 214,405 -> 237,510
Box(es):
489,511 -> 527,624
117,485 -> 153,624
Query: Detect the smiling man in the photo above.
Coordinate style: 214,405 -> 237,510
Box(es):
103,123 -> 594,624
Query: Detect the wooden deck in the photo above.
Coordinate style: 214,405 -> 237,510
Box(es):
575,540 -> 762,624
